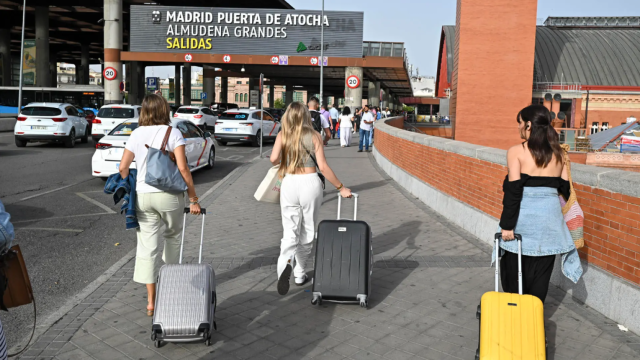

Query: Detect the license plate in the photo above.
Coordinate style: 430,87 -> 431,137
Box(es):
115,162 -> 120,169
31,126 -> 47,130
104,130 -> 110,135
224,128 -> 237,132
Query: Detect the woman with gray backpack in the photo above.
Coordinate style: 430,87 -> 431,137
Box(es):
118,94 -> 201,317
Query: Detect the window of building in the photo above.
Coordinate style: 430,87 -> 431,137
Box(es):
392,43 -> 403,57
281,92 -> 286,102
236,81 -> 242,84
191,90 -> 201,100
162,89 -> 169,99
246,81 -> 249,84
370,42 -> 380,56
293,91 -> 303,102
244,93 -> 248,102
235,93 -> 239,101
381,43 -> 392,57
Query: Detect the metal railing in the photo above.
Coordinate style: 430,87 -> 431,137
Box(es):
533,82 -> 583,93
557,128 -> 589,151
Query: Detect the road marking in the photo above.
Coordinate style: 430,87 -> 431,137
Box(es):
216,155 -> 243,161
76,192 -> 116,214
11,212 -> 114,224
18,179 -> 91,201
15,227 -> 83,233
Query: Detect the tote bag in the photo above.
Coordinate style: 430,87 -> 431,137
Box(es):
560,144 -> 585,249
254,166 -> 282,203
144,126 -> 188,193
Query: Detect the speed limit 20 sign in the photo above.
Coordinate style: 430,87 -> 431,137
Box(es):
103,67 -> 117,81
346,75 -> 360,89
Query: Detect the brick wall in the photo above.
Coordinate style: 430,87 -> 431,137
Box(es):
376,126 -> 640,287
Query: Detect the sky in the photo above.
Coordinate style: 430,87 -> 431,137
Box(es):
89,0 -> 640,79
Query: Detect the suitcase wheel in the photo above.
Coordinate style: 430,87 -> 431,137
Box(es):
311,294 -> 322,306
475,348 -> 479,360
154,340 -> 161,348
476,305 -> 481,320
150,332 -> 156,341
357,295 -> 368,308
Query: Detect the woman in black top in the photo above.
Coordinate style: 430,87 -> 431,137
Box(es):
497,105 -> 582,303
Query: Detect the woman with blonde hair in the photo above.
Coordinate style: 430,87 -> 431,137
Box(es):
118,94 -> 201,316
270,102 -> 352,295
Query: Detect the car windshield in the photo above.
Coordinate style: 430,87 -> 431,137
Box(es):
97,107 -> 135,118
109,122 -> 139,136
219,112 -> 248,120
21,107 -> 62,116
177,108 -> 200,114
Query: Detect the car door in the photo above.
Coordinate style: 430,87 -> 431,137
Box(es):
263,112 -> 278,138
65,106 -> 81,135
184,122 -> 208,168
202,109 -> 215,127
175,122 -> 196,168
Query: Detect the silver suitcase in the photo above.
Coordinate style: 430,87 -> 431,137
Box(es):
151,208 -> 216,348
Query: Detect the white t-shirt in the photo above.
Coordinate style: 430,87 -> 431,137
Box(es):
339,115 -> 353,128
125,125 -> 187,194
360,112 -> 374,131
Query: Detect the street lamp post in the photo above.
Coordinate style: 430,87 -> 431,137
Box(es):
319,0 -> 324,108
17,0 -> 26,114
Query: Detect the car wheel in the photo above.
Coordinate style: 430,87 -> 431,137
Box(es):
81,127 -> 89,144
252,130 -> 261,147
217,140 -> 227,146
65,129 -> 76,148
15,137 -> 27,147
206,147 -> 215,169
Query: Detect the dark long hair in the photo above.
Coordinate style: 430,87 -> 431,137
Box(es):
517,105 -> 563,168
342,106 -> 351,116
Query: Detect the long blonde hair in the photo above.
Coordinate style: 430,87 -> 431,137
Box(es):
278,102 -> 317,177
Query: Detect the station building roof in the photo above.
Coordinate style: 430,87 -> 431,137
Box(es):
436,17 -> 640,96
0,0 -> 292,63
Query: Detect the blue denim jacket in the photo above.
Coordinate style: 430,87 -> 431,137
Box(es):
492,187 -> 583,284
0,200 -> 14,254
104,170 -> 139,230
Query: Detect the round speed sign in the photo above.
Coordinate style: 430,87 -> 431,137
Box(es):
346,75 -> 360,89
103,67 -> 117,81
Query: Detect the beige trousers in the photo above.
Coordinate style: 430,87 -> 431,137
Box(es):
133,192 -> 185,284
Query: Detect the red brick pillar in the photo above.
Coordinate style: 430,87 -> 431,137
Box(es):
450,0 -> 538,149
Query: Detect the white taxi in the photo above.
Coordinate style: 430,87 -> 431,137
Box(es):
214,109 -> 279,146
91,119 -> 216,179
14,103 -> 89,148
173,106 -> 217,131
91,104 -> 141,143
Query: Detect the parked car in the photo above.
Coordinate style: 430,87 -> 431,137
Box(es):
76,107 -> 95,133
214,109 -> 279,147
91,104 -> 140,143
83,107 -> 99,116
14,103 -> 89,148
91,119 -> 215,179
265,108 -> 284,121
210,103 -> 239,116
173,106 -> 216,131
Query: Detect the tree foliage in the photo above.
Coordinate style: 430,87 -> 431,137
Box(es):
274,98 -> 286,109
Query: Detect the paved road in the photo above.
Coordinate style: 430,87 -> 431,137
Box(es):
0,131 -> 272,348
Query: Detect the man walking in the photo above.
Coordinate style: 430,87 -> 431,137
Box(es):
358,105 -> 374,153
320,104 -> 332,138
329,104 -> 340,139
308,97 -> 331,145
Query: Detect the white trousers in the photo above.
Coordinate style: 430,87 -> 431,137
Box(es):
340,127 -> 352,146
278,173 -> 324,279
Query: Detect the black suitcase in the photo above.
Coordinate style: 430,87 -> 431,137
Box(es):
311,193 -> 372,308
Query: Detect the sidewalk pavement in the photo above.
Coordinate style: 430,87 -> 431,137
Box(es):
20,135 -> 640,360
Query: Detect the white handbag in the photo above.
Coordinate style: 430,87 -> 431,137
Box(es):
254,165 -> 282,203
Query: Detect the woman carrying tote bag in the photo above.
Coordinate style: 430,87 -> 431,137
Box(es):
118,94 -> 201,316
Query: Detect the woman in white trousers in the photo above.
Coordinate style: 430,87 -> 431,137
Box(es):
270,102 -> 352,296
339,106 -> 353,147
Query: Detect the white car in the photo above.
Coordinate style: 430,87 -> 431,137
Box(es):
91,119 -> 216,179
214,109 -> 280,146
173,106 -> 216,131
14,103 -> 89,148
91,104 -> 141,142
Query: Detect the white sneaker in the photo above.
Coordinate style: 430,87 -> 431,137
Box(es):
295,274 -> 309,286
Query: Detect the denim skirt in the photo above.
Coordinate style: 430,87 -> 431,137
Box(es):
494,187 -> 583,284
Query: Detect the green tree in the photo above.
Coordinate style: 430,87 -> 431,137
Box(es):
274,98 -> 285,109
403,105 -> 415,113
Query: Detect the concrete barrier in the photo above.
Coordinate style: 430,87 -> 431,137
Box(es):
374,116 -> 640,335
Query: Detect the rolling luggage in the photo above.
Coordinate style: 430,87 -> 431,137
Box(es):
475,233 -> 546,360
311,193 -> 372,308
151,208 -> 216,348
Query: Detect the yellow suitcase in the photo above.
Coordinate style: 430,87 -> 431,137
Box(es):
475,234 -> 546,360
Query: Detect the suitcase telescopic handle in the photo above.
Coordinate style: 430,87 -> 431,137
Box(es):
337,193 -> 359,220
179,208 -> 207,265
494,233 -> 523,295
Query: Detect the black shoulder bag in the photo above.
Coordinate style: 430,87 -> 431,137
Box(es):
306,150 -> 326,189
